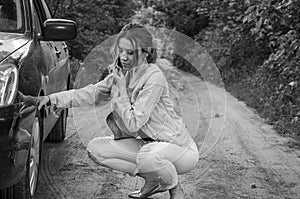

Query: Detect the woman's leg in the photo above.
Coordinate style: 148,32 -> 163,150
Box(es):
136,141 -> 199,189
87,136 -> 144,175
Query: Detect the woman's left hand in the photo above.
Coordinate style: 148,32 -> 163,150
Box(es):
113,66 -> 127,96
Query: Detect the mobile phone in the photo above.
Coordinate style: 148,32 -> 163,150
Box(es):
114,57 -> 123,76
115,57 -> 123,70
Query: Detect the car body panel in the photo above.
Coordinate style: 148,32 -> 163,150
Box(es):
0,103 -> 35,189
0,33 -> 29,62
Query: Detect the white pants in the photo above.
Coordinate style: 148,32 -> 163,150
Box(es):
87,137 -> 199,188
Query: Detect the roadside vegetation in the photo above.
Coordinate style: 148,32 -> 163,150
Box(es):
46,0 -> 300,143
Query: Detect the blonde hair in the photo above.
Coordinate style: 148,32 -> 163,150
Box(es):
110,23 -> 157,65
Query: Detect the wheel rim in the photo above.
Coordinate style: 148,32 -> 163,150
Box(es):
29,117 -> 40,196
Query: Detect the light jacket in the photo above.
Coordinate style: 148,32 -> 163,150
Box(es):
49,63 -> 194,147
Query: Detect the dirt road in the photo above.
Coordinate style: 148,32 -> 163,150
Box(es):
35,62 -> 300,199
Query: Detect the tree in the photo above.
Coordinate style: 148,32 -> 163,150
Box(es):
46,0 -> 137,60
142,0 -> 300,136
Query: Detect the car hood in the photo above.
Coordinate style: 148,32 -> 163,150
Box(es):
0,32 -> 29,62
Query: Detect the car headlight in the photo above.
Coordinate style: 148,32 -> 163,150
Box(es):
0,64 -> 18,106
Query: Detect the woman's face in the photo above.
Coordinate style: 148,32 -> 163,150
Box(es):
118,37 -> 146,72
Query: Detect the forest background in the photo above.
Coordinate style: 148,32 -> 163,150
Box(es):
45,0 -> 300,146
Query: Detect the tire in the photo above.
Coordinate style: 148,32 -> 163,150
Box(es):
0,187 -> 13,199
46,109 -> 67,142
12,113 -> 42,199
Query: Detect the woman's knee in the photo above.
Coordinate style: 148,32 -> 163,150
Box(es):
87,136 -> 113,159
174,151 -> 199,175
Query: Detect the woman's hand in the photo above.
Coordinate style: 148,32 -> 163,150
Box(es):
18,91 -> 50,110
37,96 -> 50,110
112,66 -> 127,97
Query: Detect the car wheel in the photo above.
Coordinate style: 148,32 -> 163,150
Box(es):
0,187 -> 13,199
46,109 -> 67,142
13,113 -> 42,199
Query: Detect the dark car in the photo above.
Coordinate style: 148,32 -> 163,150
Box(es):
0,0 -> 77,198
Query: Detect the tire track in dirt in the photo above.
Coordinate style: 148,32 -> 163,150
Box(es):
37,114 -> 113,199
219,89 -> 300,198
230,117 -> 300,198
38,129 -> 82,199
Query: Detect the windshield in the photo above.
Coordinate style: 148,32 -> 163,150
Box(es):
0,0 -> 25,33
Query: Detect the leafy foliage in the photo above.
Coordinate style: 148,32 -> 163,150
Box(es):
238,0 -> 300,136
137,0 -> 210,77
145,0 -> 300,137
46,0 -> 136,60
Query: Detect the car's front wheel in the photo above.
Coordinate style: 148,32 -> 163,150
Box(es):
13,113 -> 42,199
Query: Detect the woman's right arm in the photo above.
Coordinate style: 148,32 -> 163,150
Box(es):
39,73 -> 114,109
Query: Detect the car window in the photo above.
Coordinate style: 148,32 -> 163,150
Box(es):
0,0 -> 25,33
33,4 -> 41,34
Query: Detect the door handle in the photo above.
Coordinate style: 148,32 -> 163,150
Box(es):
54,46 -> 61,58
63,43 -> 68,52
41,75 -> 49,84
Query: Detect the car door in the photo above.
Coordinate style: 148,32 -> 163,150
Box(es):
34,0 -> 70,95
30,0 -> 68,137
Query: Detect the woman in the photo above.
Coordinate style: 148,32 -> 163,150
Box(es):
35,23 -> 199,199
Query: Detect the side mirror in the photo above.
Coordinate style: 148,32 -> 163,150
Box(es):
42,19 -> 77,41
